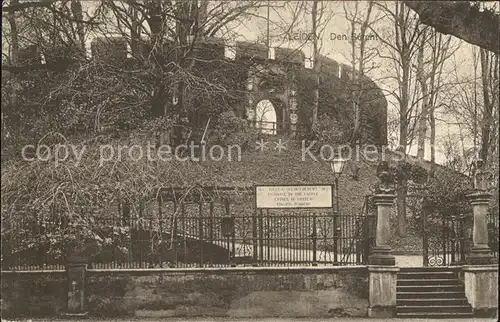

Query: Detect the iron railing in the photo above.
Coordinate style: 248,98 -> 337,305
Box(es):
1,188 -> 374,270
423,212 -> 473,267
488,212 -> 499,259
248,120 -> 309,136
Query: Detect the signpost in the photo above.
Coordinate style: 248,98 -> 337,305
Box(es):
255,184 -> 333,209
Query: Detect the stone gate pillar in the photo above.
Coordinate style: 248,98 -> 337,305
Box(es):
367,193 -> 398,318
369,194 -> 396,266
466,191 -> 495,265
367,165 -> 399,318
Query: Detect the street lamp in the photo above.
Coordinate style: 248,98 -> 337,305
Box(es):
330,157 -> 346,265
330,157 -> 346,212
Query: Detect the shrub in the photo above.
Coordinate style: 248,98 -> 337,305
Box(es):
210,111 -> 259,150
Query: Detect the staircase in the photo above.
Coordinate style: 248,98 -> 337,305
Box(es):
396,267 -> 474,319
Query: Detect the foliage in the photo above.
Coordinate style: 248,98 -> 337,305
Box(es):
403,166 -> 472,236
210,111 -> 259,150
391,161 -> 429,185
423,169 -> 472,215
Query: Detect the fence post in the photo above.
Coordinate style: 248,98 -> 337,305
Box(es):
64,252 -> 88,316
422,209 -> 429,267
198,200 -> 204,267
458,214 -> 466,265
333,213 -> 338,265
259,209 -> 264,265
450,216 -> 456,265
355,217 -> 361,264
252,210 -> 258,266
231,212 -> 236,267
312,213 -> 317,266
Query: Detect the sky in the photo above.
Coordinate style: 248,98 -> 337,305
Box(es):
230,1 -> 484,164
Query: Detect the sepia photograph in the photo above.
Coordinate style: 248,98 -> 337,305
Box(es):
1,1 -> 499,321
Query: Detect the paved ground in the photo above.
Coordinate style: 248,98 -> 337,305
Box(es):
211,241 -> 425,267
4,318 -> 497,322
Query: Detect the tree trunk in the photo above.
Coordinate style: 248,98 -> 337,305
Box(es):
399,60 -> 410,151
70,0 -> 85,50
130,5 -> 140,56
429,106 -> 436,178
8,0 -> 19,64
349,2 -> 359,142
396,2 -> 411,237
311,0 -> 319,128
3,0 -> 19,145
416,29 -> 428,160
479,49 -> 493,166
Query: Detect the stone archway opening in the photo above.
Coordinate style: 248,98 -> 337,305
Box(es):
255,99 -> 278,135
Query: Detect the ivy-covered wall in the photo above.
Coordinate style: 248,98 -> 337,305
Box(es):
16,37 -> 388,145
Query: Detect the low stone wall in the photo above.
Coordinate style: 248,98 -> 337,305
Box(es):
1,270 -> 66,317
1,266 -> 369,318
87,266 -> 368,318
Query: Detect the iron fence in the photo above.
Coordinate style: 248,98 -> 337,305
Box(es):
488,212 -> 499,259
423,212 -> 473,266
248,120 -> 309,136
422,211 -> 498,266
1,188 -> 375,270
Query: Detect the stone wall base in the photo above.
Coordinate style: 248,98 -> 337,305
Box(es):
473,308 -> 498,318
367,306 -> 395,318
463,265 -> 498,316
368,266 -> 398,318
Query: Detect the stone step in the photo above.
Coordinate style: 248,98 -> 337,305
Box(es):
397,312 -> 474,319
397,285 -> 464,292
399,267 -> 461,272
397,278 -> 460,286
397,305 -> 473,314
397,291 -> 466,299
397,271 -> 457,280
397,298 -> 469,306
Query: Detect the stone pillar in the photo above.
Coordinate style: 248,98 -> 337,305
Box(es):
466,191 -> 495,265
64,258 -> 88,316
368,266 -> 399,317
463,265 -> 498,317
369,194 -> 395,266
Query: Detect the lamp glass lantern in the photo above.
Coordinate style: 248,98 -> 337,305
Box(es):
330,158 -> 347,177
247,79 -> 254,91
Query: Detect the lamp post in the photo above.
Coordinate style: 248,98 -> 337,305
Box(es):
330,157 -> 346,264
330,158 -> 346,213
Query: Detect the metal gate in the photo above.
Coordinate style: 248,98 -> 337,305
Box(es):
422,211 -> 472,267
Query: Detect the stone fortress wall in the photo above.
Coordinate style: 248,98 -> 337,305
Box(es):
16,36 -> 388,145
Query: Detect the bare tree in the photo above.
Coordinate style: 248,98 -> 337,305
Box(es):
343,1 -> 376,143
479,49 -> 499,167
370,2 -> 426,236
309,1 -> 334,129
415,30 -> 459,179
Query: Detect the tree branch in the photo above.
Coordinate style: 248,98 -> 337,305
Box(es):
404,1 -> 500,53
